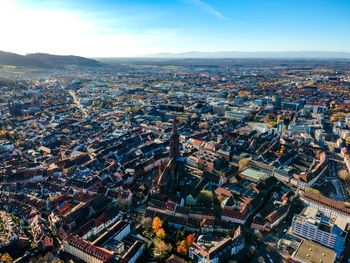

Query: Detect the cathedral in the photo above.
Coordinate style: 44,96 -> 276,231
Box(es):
152,119 -> 183,198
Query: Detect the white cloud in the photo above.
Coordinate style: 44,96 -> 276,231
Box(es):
186,0 -> 229,20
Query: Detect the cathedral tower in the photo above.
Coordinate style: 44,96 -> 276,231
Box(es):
169,118 -> 179,160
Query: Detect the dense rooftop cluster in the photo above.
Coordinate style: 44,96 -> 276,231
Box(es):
0,59 -> 350,262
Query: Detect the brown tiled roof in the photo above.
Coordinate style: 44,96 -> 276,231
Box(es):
66,235 -> 113,262
302,192 -> 350,216
221,208 -> 248,220
166,254 -> 187,263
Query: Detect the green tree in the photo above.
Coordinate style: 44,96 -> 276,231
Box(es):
116,198 -> 131,212
196,190 -> 214,207
176,229 -> 183,243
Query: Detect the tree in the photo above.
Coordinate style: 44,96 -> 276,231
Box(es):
156,228 -> 166,239
262,113 -> 275,125
258,256 -> 266,263
238,90 -> 251,99
152,217 -> 162,231
199,122 -> 209,130
177,245 -> 187,256
116,198 -> 131,212
162,217 -> 169,232
176,229 -> 183,243
254,230 -> 263,242
180,240 -> 188,247
32,252 -> 54,263
339,169 -> 350,181
141,217 -> 152,229
305,188 -> 320,195
330,112 -> 346,122
153,238 -> 172,259
217,195 -> 225,203
196,190 -> 214,207
239,158 -> 250,170
248,245 -> 256,256
265,244 -> 274,253
0,253 -> 13,263
177,240 -> 189,256
186,234 -> 195,246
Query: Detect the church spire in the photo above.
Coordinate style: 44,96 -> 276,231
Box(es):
169,118 -> 179,160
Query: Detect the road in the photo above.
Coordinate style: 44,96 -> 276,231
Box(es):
68,90 -> 88,118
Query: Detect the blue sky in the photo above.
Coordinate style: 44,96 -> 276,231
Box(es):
1,0 -> 349,56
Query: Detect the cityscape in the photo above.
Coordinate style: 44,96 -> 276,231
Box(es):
1,1 -> 350,263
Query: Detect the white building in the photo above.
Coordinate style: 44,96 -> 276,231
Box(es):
301,192 -> 350,221
292,207 -> 347,256
63,235 -> 114,263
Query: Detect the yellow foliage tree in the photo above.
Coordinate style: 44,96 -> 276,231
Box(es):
346,137 -> 350,145
305,187 -> 320,195
0,253 -> 13,263
153,238 -> 172,259
156,228 -> 166,239
339,169 -> 350,181
238,158 -> 250,170
199,122 -> 209,129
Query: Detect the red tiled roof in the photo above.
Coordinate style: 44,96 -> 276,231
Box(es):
214,187 -> 232,198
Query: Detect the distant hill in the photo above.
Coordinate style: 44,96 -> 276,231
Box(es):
0,50 -> 48,67
0,50 -> 103,68
26,53 -> 103,67
148,51 -> 350,59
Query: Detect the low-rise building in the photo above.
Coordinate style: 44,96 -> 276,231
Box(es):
63,235 -> 114,263
189,227 -> 244,263
301,192 -> 350,221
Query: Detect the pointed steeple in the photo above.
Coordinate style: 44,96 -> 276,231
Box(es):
169,118 -> 179,160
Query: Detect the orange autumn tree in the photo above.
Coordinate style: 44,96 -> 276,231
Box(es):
177,245 -> 187,256
177,240 -> 188,255
177,235 -> 196,256
152,216 -> 162,231
186,234 -> 195,245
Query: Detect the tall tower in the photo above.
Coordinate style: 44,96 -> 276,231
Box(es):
273,92 -> 281,109
169,118 -> 180,160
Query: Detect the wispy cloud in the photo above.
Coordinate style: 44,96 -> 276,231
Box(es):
185,0 -> 229,20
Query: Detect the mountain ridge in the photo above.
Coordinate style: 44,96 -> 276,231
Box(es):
0,50 -> 103,68
145,51 -> 350,59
